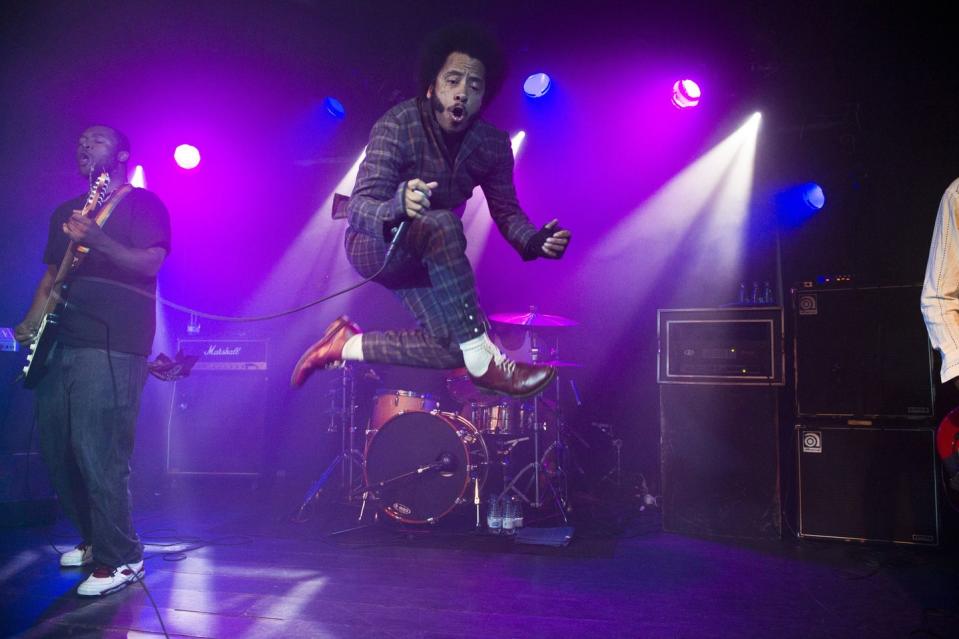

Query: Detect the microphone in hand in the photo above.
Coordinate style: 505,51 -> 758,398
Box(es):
383,219 -> 410,267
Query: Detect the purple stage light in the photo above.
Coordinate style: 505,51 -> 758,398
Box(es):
523,73 -> 551,98
174,144 -> 201,169
671,79 -> 701,109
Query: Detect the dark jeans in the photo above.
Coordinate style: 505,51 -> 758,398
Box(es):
36,344 -> 147,568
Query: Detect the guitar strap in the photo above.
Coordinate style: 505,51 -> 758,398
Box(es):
94,183 -> 133,225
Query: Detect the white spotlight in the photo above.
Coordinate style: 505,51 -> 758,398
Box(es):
511,131 -> 526,156
130,165 -> 147,188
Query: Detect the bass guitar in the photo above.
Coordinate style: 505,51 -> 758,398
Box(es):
21,172 -> 111,388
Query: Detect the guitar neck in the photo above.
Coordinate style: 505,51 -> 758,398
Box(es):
41,239 -> 82,315
40,174 -> 111,316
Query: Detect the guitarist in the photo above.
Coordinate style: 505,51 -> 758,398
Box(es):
921,177 -> 959,496
14,125 -> 171,596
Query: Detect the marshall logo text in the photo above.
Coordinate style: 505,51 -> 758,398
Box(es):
204,345 -> 242,357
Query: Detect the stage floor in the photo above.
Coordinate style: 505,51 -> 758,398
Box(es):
1,482 -> 956,639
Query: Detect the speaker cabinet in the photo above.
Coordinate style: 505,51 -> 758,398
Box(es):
793,285 -> 933,418
166,371 -> 268,476
660,384 -> 782,539
797,425 -> 940,545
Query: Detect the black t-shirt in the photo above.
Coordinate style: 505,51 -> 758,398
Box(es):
42,187 -> 171,355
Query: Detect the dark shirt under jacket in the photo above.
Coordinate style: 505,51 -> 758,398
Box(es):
43,187 -> 171,356
347,96 -> 539,258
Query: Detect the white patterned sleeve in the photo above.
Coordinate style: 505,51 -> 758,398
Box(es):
921,178 -> 959,383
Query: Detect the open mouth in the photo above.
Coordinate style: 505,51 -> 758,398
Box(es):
450,105 -> 466,122
78,151 -> 91,165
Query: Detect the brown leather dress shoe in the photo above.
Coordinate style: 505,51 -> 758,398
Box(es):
290,316 -> 360,387
469,358 -> 556,398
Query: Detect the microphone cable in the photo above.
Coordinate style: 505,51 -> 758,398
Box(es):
57,219 -> 413,324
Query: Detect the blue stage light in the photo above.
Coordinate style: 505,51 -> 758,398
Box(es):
801,183 -> 825,210
523,73 -> 551,98
777,181 -> 827,228
324,96 -> 346,119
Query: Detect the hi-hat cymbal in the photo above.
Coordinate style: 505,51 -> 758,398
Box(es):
489,310 -> 578,327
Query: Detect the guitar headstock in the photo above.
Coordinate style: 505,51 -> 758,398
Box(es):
80,172 -> 111,217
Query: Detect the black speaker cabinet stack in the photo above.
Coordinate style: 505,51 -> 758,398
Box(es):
792,284 -> 940,546
657,307 -> 785,540
165,338 -> 269,477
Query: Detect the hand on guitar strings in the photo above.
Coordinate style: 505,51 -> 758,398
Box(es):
63,211 -> 109,249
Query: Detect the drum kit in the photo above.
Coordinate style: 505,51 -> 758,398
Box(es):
295,308 -> 580,532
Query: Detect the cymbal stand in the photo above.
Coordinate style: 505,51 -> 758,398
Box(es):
530,326 -> 542,506
292,364 -> 364,522
497,327 -> 569,523
340,363 -> 363,497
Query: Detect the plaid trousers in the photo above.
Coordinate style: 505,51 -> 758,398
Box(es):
344,209 -> 486,368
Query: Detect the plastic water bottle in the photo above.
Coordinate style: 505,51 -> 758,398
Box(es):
502,498 -> 515,534
512,497 -> 524,529
487,496 -> 502,534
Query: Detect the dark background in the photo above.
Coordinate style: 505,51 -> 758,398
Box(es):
1,1 -> 956,510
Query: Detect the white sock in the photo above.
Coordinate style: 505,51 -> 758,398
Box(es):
341,334 -> 364,361
459,333 -> 504,376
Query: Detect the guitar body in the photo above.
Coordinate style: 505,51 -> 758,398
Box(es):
936,407 -> 959,509
20,173 -> 111,388
22,306 -> 62,389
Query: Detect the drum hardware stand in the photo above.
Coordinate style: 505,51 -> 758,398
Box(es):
292,364 -> 365,522
499,420 -> 570,525
590,422 -> 622,487
336,456 -> 453,529
472,469 -> 482,529
600,438 -> 623,486
529,326 -> 544,507
486,320 -> 570,524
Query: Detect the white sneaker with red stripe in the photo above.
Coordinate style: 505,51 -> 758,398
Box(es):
59,543 -> 93,567
77,561 -> 144,596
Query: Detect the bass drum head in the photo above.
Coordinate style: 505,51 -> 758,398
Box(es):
365,411 -> 486,524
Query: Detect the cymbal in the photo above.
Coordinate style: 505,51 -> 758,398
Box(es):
489,310 -> 578,327
539,359 -> 581,368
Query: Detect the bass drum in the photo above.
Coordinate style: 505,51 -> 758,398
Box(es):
364,411 -> 488,524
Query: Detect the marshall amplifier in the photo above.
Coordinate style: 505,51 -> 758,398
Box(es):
177,338 -> 268,371
657,307 -> 785,386
166,339 -> 269,476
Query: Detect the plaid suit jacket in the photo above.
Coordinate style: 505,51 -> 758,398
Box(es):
347,97 -> 538,256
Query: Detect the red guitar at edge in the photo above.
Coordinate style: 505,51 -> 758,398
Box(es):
936,407 -> 959,508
